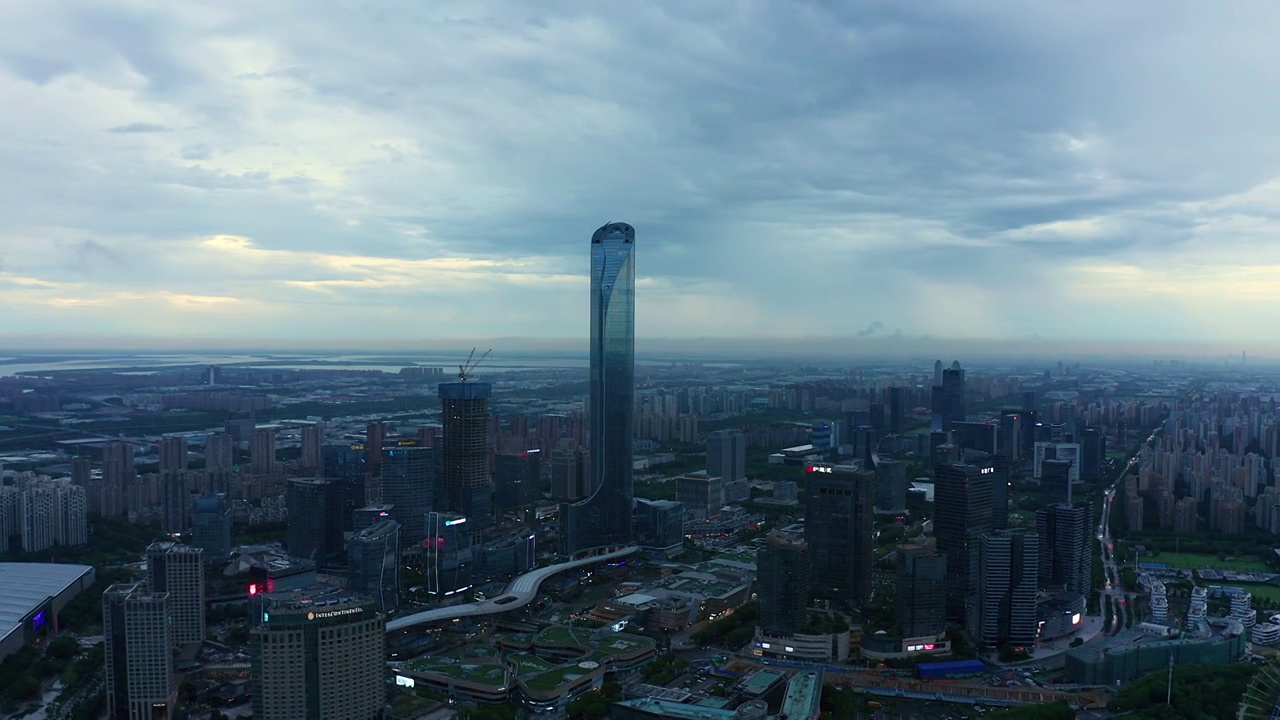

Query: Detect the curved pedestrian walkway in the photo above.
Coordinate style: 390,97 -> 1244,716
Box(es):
386,546 -> 640,632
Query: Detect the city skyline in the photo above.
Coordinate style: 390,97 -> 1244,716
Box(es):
1,2 -> 1279,347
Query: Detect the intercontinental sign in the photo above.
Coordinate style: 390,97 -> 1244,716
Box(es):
306,607 -> 363,621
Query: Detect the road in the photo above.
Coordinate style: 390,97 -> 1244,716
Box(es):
1098,428 -> 1162,635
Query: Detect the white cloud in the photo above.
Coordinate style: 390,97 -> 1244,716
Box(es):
2,1 -> 1280,346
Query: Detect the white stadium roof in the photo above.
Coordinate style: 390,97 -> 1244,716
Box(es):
0,562 -> 95,645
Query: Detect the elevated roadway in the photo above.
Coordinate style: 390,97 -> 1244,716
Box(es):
386,545 -> 639,632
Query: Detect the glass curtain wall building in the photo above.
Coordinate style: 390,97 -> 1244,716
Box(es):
562,222 -> 636,558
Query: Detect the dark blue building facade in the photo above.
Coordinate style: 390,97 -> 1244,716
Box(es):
562,222 -> 636,557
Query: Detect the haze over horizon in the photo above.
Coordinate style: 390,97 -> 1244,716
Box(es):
2,2 -> 1278,349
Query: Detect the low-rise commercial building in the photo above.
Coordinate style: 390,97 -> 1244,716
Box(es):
1064,622 -> 1247,685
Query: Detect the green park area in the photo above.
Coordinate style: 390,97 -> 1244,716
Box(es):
1147,552 -> 1270,573
1235,584 -> 1280,605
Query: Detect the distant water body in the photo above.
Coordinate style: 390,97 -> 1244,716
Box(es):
0,353 -> 740,375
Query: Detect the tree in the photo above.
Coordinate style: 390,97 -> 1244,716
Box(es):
1108,663 -> 1257,719
47,635 -> 80,661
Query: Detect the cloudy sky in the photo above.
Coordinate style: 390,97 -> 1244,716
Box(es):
1,1 -> 1278,353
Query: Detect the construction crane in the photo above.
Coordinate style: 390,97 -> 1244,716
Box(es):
458,348 -> 491,384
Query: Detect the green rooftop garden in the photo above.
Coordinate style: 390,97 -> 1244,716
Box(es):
509,653 -> 556,675
595,634 -> 656,658
533,625 -> 595,649
406,659 -> 508,687
521,654 -> 606,693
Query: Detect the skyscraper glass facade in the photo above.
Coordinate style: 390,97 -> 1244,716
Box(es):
562,222 -> 635,557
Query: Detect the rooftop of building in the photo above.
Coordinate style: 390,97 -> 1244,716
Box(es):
594,633 -> 656,659
781,670 -> 823,720
611,698 -> 738,720
520,656 -> 605,693
224,543 -> 315,576
258,582 -> 367,612
0,563 -> 94,649
1067,622 -> 1243,663
407,658 -> 509,688
436,644 -> 501,660
351,520 -> 401,541
508,652 -> 555,675
737,669 -> 786,696
532,625 -> 595,650
147,540 -> 202,555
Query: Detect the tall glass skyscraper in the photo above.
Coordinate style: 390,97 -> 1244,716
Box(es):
562,222 -> 636,557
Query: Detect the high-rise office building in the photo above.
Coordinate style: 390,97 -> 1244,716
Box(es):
676,473 -> 724,520
934,461 -> 995,621
158,437 -> 188,473
896,546 -> 946,640
104,582 -> 176,720
380,444 -> 434,543
889,386 -> 905,435
101,441 -> 135,518
286,479 -> 343,563
250,592 -> 385,720
494,450 -> 541,512
300,424 -> 324,472
950,422 -> 997,456
1035,501 -> 1093,597
250,428 -> 277,476
977,529 -> 1039,648
71,455 -> 91,486
874,458 -> 907,512
346,519 -> 400,613
853,425 -> 877,462
204,432 -> 234,495
998,411 -> 1023,461
633,499 -> 685,556
869,403 -> 886,435
160,473 -> 188,535
707,430 -> 747,483
158,437 -> 190,534
438,382 -> 494,528
550,444 -> 589,501
191,493 -> 232,565
1041,458 -> 1074,503
322,442 -> 366,529
365,422 -> 386,478
146,541 -> 205,649
804,463 -> 875,608
424,511 -> 473,596
939,361 -> 966,425
756,533 -> 811,637
1080,425 -> 1106,484
562,222 -> 636,557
